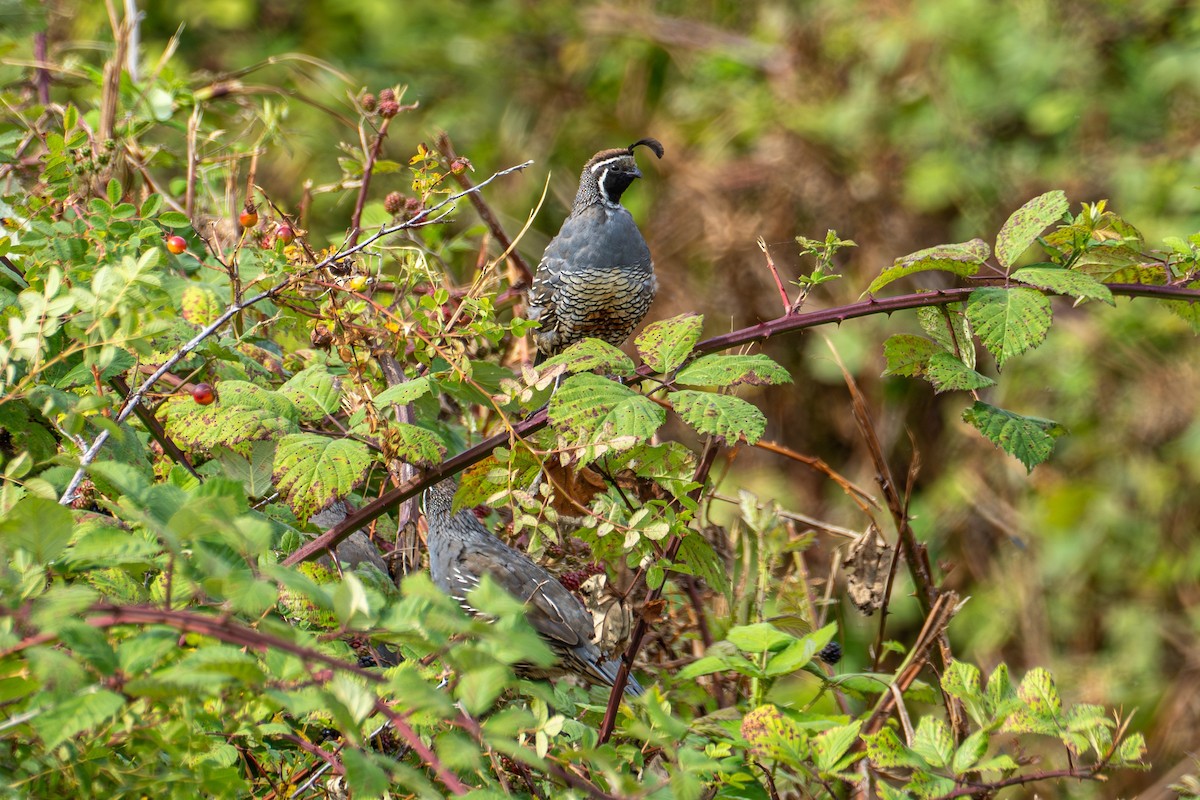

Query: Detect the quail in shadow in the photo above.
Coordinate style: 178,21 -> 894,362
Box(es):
422,479 -> 643,696
527,139 -> 664,364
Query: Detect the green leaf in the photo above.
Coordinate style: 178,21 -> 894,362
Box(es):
765,623 -> 836,676
677,654 -> 737,680
55,348 -> 137,389
372,375 -> 432,407
0,399 -> 57,464
951,729 -> 988,775
882,334 -> 943,377
273,434 -> 373,522
1011,266 -> 1114,305
676,353 -> 792,387
0,495 -> 74,563
862,728 -> 926,769
158,211 -> 192,229
965,287 -> 1052,368
669,390 -> 766,445
882,337 -> 992,393
278,366 -> 342,420
812,721 -> 862,774
726,622 -> 793,652
1003,667 -> 1064,735
388,423 -> 447,466
60,523 -> 160,570
877,784 -> 913,800
1165,278 -> 1200,333
455,663 -> 512,715
159,645 -> 266,687
925,353 -> 995,393
910,717 -> 955,770
741,704 -> 809,767
216,441 -> 276,499
58,621 -> 119,676
908,771 -> 957,798
342,748 -> 392,799
917,304 -> 976,369
678,532 -> 731,602
332,572 -> 374,629
1073,246 -> 1165,284
866,239 -> 989,294
1115,732 -> 1147,766
548,373 -> 666,464
635,313 -> 703,373
995,190 -> 1069,269
1017,666 -> 1062,718
33,688 -> 126,750
942,660 -> 988,725
538,338 -> 636,377
962,401 -> 1066,472
985,662 -> 1016,711
975,754 -> 1020,773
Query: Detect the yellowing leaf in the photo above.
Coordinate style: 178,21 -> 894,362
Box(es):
635,313 -> 703,373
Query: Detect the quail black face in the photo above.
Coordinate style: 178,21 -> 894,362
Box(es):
590,153 -> 642,207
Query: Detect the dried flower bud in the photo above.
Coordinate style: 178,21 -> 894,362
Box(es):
404,197 -> 423,219
378,99 -> 400,118
311,324 -> 333,349
361,92 -> 377,112
384,191 -> 404,215
378,88 -> 396,103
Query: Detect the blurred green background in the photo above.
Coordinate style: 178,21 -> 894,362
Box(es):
24,0 -> 1200,793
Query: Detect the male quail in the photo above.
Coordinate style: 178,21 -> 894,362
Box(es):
423,479 -> 643,696
527,139 -> 664,363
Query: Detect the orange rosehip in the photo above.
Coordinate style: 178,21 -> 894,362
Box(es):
192,383 -> 215,405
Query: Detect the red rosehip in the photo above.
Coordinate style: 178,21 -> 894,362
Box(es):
276,224 -> 295,243
165,235 -> 187,254
192,383 -> 215,405
239,205 -> 258,229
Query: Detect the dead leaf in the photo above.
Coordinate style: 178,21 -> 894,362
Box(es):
845,523 -> 892,615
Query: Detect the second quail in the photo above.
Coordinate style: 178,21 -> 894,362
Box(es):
423,479 -> 643,696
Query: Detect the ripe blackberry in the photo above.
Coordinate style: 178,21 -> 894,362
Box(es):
817,641 -> 842,665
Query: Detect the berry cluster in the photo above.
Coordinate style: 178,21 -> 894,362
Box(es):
558,563 -> 605,592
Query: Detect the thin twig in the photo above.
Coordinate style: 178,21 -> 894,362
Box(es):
0,603 -> 385,681
373,700 -> 471,796
33,33 -> 50,105
857,591 -> 959,739
758,237 -> 793,315
926,766 -> 1109,799
753,438 -> 880,512
435,132 -> 535,287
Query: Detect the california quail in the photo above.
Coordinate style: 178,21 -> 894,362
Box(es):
527,139 -> 664,363
422,479 -> 643,696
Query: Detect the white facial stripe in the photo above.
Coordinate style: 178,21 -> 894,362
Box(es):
589,155 -> 626,174
597,167 -> 611,205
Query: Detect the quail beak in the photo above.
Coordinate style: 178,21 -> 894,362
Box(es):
631,166 -> 643,180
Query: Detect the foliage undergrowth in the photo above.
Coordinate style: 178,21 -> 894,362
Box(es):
4,10 -> 1199,800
